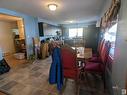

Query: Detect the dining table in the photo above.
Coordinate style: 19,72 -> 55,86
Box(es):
71,47 -> 93,81
71,47 -> 92,59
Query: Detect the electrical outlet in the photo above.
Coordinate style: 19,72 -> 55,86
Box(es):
121,89 -> 126,95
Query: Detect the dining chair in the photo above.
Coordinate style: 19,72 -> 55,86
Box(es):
61,45 -> 80,95
87,39 -> 105,63
84,41 -> 111,88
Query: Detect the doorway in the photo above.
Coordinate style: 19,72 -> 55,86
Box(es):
0,14 -> 27,68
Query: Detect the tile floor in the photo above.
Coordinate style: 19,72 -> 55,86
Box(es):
4,54 -> 28,69
0,57 -> 109,95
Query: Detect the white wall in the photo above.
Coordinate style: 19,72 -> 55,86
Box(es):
0,21 -> 15,54
113,0 -> 127,94
100,0 -> 112,17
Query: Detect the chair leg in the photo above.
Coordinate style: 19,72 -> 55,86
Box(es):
60,78 -> 68,94
102,74 -> 106,90
64,78 -> 68,85
75,80 -> 80,95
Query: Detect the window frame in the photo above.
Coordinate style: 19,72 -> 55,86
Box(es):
69,28 -> 83,38
104,23 -> 118,58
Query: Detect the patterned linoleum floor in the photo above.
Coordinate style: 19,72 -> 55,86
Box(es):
0,57 -> 109,95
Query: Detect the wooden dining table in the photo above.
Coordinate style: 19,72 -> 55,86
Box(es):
71,47 -> 93,81
71,47 -> 92,59
71,47 -> 92,68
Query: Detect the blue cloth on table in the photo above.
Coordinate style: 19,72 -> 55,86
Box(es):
49,47 -> 63,91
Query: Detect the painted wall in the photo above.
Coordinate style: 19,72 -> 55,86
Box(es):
61,23 -> 95,39
0,48 -> 3,60
84,25 -> 99,53
43,23 -> 61,36
112,0 -> 127,94
0,21 -> 15,54
62,24 -> 99,53
96,0 -> 112,27
0,8 -> 39,58
100,0 -> 112,17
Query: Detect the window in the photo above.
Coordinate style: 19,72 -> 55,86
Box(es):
69,28 -> 83,38
104,23 -> 118,42
104,23 -> 118,57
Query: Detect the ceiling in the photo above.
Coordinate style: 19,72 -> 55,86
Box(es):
0,14 -> 22,22
0,0 -> 109,24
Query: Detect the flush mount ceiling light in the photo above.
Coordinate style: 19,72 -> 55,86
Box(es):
48,4 -> 57,11
69,21 -> 74,23
65,20 -> 75,23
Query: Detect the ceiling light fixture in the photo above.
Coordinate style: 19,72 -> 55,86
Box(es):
48,4 -> 57,11
65,20 -> 74,23
69,21 -> 74,23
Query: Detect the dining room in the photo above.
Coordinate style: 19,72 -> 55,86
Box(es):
0,0 -> 126,95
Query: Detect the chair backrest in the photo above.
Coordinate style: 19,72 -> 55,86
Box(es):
105,55 -> 113,72
100,41 -> 111,63
98,39 -> 105,55
61,45 -> 77,69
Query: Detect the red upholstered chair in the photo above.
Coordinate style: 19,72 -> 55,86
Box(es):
98,39 -> 105,56
84,41 -> 111,88
93,39 -> 105,56
88,39 -> 105,62
61,45 -> 80,80
61,45 -> 80,94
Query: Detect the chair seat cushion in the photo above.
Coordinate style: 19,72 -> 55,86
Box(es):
92,53 -> 98,57
85,62 -> 104,72
63,69 -> 78,79
88,56 -> 101,63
